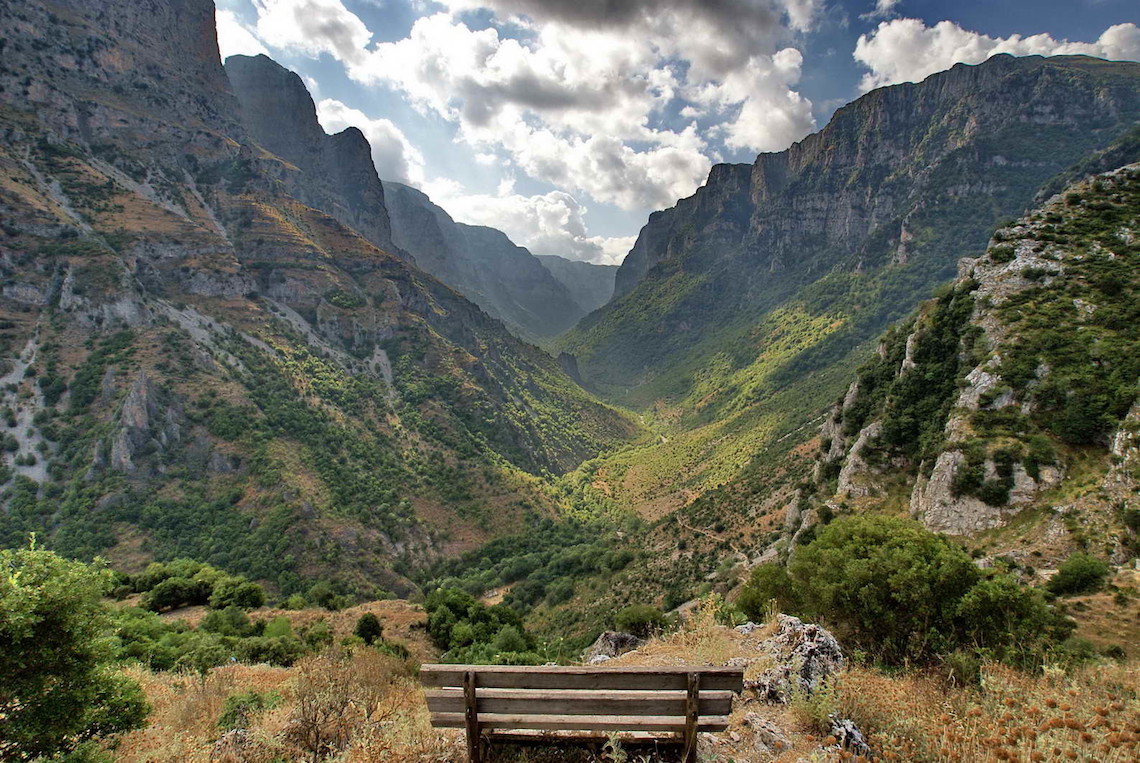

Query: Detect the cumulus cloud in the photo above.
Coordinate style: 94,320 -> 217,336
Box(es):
422,183 -> 635,264
315,99 -> 425,185
441,0 -> 821,72
252,0 -> 371,62
855,19 -> 1140,90
250,0 -> 820,214
216,10 -> 269,59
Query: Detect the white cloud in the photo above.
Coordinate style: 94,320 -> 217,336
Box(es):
422,183 -> 634,264
216,10 -> 269,59
250,0 -> 820,215
859,0 -> 902,21
252,0 -> 371,62
689,47 -> 813,153
855,19 -> 1140,90
315,98 -> 425,185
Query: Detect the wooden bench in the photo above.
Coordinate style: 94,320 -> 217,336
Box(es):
422,665 -> 745,763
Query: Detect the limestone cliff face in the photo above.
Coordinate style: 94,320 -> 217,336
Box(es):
810,164 -> 1140,551
568,54 -> 1140,399
224,54 -> 394,254
383,181 -> 583,341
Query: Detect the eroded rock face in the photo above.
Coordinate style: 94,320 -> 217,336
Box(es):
225,54 -> 394,254
836,421 -> 882,498
911,450 -> 1063,535
108,371 -> 184,477
745,615 -> 846,703
583,631 -> 644,664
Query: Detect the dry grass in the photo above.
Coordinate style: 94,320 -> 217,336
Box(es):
837,661 -> 1140,762
113,650 -> 464,763
107,600 -> 1140,763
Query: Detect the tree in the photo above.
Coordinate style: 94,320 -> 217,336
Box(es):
0,544 -> 149,760
957,574 -> 1074,669
353,613 -> 383,646
788,515 -> 981,664
1047,553 -> 1111,595
209,578 -> 266,610
737,564 -> 801,621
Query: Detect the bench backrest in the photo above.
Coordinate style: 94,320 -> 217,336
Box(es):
422,664 -> 744,734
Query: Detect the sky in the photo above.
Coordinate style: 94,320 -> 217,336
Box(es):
214,0 -> 1140,264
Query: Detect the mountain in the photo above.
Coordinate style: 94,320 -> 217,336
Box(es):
504,161 -> 1140,643
0,0 -> 637,595
381,181 -> 584,342
557,54 -> 1140,516
224,54 -> 396,256
805,162 -> 1140,554
536,255 -> 618,315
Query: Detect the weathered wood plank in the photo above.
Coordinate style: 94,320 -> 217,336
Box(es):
420,665 -> 744,692
429,713 -> 731,732
425,687 -> 734,717
683,673 -> 700,763
463,670 -> 480,763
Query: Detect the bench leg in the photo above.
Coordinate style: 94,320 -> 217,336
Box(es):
464,670 -> 481,763
682,672 -> 700,763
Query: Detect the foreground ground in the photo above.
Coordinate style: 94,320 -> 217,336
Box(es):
108,598 -> 1140,762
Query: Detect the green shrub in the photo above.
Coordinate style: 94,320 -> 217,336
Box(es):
0,545 -> 149,759
208,579 -> 266,610
737,564 -> 800,621
217,690 -> 279,730
613,604 -> 667,638
353,613 -> 383,646
1047,553 -> 1111,595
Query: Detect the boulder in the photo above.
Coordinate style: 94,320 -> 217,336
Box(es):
827,716 -> 870,757
582,631 -> 643,664
747,615 -> 846,703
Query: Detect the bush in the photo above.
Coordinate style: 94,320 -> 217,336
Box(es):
208,579 -> 266,610
353,613 -> 383,646
1046,553 -> 1111,595
788,516 -> 981,663
0,546 -> 149,759
613,604 -> 668,639
737,564 -> 800,621
218,690 -> 280,730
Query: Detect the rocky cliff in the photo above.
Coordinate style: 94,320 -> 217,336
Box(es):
224,54 -> 395,255
383,182 -> 584,342
0,0 -> 636,594
566,55 -> 1140,406
536,255 -> 618,315
804,164 -> 1140,561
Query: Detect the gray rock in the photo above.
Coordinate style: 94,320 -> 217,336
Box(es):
747,615 -> 846,703
583,631 -> 643,663
744,713 -> 791,754
827,716 -> 870,757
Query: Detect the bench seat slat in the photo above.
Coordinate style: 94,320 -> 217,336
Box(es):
425,688 -> 733,717
421,665 -> 744,692
429,713 -> 731,732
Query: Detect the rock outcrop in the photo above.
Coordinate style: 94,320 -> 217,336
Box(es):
583,631 -> 644,664
741,615 -> 846,703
